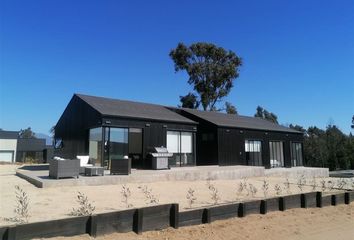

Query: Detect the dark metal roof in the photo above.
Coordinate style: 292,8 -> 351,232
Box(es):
180,108 -> 301,133
0,130 -> 19,139
75,94 -> 196,124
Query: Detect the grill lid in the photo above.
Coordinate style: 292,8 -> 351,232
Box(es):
149,146 -> 173,157
152,147 -> 169,153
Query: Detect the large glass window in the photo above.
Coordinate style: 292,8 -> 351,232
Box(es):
167,131 -> 194,166
245,140 -> 262,166
89,127 -> 103,166
103,127 -> 129,167
291,142 -> 303,166
269,141 -> 284,167
129,128 -> 143,169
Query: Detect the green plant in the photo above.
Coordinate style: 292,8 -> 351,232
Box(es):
3,185 -> 30,223
121,185 -> 133,208
327,181 -> 335,191
70,192 -> 95,216
311,177 -> 317,191
297,175 -> 306,192
261,179 -> 269,198
186,188 -> 197,208
138,185 -> 159,205
336,178 -> 347,190
274,184 -> 282,195
283,178 -> 291,194
320,178 -> 326,192
249,183 -> 258,198
206,180 -> 220,205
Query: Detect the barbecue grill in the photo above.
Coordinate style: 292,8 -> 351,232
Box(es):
148,147 -> 172,170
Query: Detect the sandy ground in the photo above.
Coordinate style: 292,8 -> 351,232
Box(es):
0,164 -> 353,227
40,202 -> 354,240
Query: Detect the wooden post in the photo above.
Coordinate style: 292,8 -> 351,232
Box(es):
331,195 -> 337,206
87,215 -> 97,237
260,200 -> 267,214
202,208 -> 211,224
133,209 -> 143,234
170,204 -> 179,229
316,192 -> 322,208
344,192 -> 350,204
238,203 -> 245,217
7,226 -> 16,240
279,197 -> 286,211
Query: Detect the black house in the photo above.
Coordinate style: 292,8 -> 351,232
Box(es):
54,94 -> 197,169
55,94 -> 303,169
173,108 -> 303,169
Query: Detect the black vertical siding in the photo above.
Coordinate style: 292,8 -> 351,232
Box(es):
102,117 -> 196,168
217,128 -> 303,168
54,95 -> 102,158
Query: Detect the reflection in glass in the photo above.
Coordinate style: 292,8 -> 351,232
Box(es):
89,127 -> 103,166
245,140 -> 262,166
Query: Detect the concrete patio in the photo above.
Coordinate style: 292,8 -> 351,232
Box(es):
16,165 -> 329,188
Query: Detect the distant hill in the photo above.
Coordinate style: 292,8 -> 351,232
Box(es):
35,133 -> 53,145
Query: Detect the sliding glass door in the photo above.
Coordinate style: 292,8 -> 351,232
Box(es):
245,140 -> 262,166
291,142 -> 303,166
269,141 -> 284,167
167,131 -> 194,167
89,127 -> 103,166
129,128 -> 143,169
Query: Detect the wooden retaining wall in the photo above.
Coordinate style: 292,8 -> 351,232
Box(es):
0,191 -> 353,240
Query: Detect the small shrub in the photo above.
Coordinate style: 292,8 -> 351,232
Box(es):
311,177 -> 317,191
121,185 -> 133,208
327,181 -> 335,191
186,188 -> 197,208
283,178 -> 291,194
206,180 -> 220,205
236,180 -> 246,200
138,185 -> 159,205
70,192 -> 95,216
320,178 -> 326,192
240,178 -> 250,196
336,178 -> 347,190
261,179 -> 269,198
274,184 -> 282,195
248,183 -> 258,198
3,185 -> 30,223
297,175 -> 306,192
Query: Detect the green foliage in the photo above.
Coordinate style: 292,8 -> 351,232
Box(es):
179,92 -> 199,109
170,42 -> 242,111
19,127 -> 36,138
70,192 -> 95,216
4,185 -> 30,224
254,106 -> 278,124
225,102 -> 238,115
289,122 -> 354,171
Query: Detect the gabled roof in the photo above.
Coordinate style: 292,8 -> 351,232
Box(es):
0,130 -> 19,139
180,108 -> 301,133
75,94 -> 196,124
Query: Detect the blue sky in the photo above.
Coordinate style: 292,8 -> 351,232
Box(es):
0,0 -> 353,135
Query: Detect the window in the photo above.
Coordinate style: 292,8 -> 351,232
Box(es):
245,140 -> 262,166
108,128 -> 129,160
89,127 -> 103,166
167,131 -> 194,166
291,142 -> 303,166
269,141 -> 284,167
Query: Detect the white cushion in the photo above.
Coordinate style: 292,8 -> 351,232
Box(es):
77,155 -> 91,166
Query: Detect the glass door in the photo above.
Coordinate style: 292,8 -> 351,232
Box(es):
129,128 -> 143,169
103,127 -> 129,168
167,131 -> 195,167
